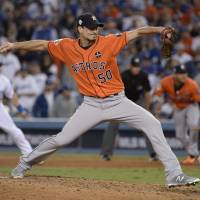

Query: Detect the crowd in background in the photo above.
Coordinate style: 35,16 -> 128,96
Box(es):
0,0 -> 200,119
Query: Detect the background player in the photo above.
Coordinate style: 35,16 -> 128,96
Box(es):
101,57 -> 157,161
0,13 -> 199,187
154,64 -> 200,165
0,62 -> 32,155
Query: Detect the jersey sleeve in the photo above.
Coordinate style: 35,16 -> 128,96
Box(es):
105,32 -> 128,56
4,79 -> 14,99
48,39 -> 66,63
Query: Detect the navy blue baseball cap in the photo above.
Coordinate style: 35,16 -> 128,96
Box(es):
77,13 -> 104,29
131,57 -> 140,67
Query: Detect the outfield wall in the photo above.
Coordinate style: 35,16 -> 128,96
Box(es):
0,118 -> 199,150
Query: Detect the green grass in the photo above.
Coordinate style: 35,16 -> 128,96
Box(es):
0,153 -> 199,186
0,166 -> 164,183
30,167 -> 165,184
1,166 -> 199,185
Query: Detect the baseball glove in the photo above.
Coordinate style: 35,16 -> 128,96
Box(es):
160,26 -> 176,58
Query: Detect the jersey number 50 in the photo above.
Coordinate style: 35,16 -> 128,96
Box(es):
98,70 -> 112,83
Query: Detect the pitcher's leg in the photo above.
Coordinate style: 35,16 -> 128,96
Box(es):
128,111 -> 182,178
112,98 -> 182,178
101,122 -> 119,156
23,102 -> 103,165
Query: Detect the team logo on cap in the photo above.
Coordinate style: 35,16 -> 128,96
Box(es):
95,51 -> 102,58
78,19 -> 83,25
135,58 -> 139,63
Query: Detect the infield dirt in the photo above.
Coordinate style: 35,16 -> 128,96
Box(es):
0,154 -> 199,200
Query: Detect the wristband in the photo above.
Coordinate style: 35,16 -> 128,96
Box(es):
17,105 -> 26,113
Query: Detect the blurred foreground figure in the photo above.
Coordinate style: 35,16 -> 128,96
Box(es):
0,63 -> 32,155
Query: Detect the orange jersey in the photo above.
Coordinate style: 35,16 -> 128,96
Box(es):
155,75 -> 200,109
48,33 -> 128,97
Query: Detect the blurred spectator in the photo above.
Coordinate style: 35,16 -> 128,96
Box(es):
122,9 -> 148,31
17,15 -> 34,41
191,27 -> 200,53
41,0 -> 60,16
172,42 -> 192,64
59,11 -> 76,33
31,15 -> 58,40
32,78 -> 56,117
27,1 -> 43,19
52,85 -> 78,118
130,0 -> 147,11
102,19 -> 120,35
0,37 -> 21,80
137,53 -> 161,93
179,29 -> 193,55
164,58 -> 180,75
13,67 -> 38,113
28,61 -> 47,94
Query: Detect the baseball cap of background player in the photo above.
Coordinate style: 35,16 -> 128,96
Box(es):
130,57 -> 140,67
174,64 -> 187,74
77,13 -> 104,29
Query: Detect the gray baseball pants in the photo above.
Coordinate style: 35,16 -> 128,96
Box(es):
23,91 -> 182,178
101,122 -> 156,157
174,103 -> 199,156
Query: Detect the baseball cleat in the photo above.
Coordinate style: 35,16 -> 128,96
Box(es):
181,156 -> 197,165
166,173 -> 200,188
100,154 -> 111,161
11,160 -> 31,179
11,165 -> 26,178
148,155 -> 159,162
38,161 -> 45,165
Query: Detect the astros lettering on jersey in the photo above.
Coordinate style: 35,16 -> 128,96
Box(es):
48,33 -> 127,98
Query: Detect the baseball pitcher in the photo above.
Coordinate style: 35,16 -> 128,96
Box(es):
0,13 -> 199,187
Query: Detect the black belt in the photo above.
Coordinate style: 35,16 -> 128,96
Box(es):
110,93 -> 119,96
87,92 -> 119,98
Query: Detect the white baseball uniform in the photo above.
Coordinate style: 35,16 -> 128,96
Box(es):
0,74 -> 32,155
13,74 -> 39,112
0,53 -> 21,80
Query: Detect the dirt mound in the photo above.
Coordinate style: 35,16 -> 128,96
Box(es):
0,176 -> 200,200
0,154 -> 200,200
